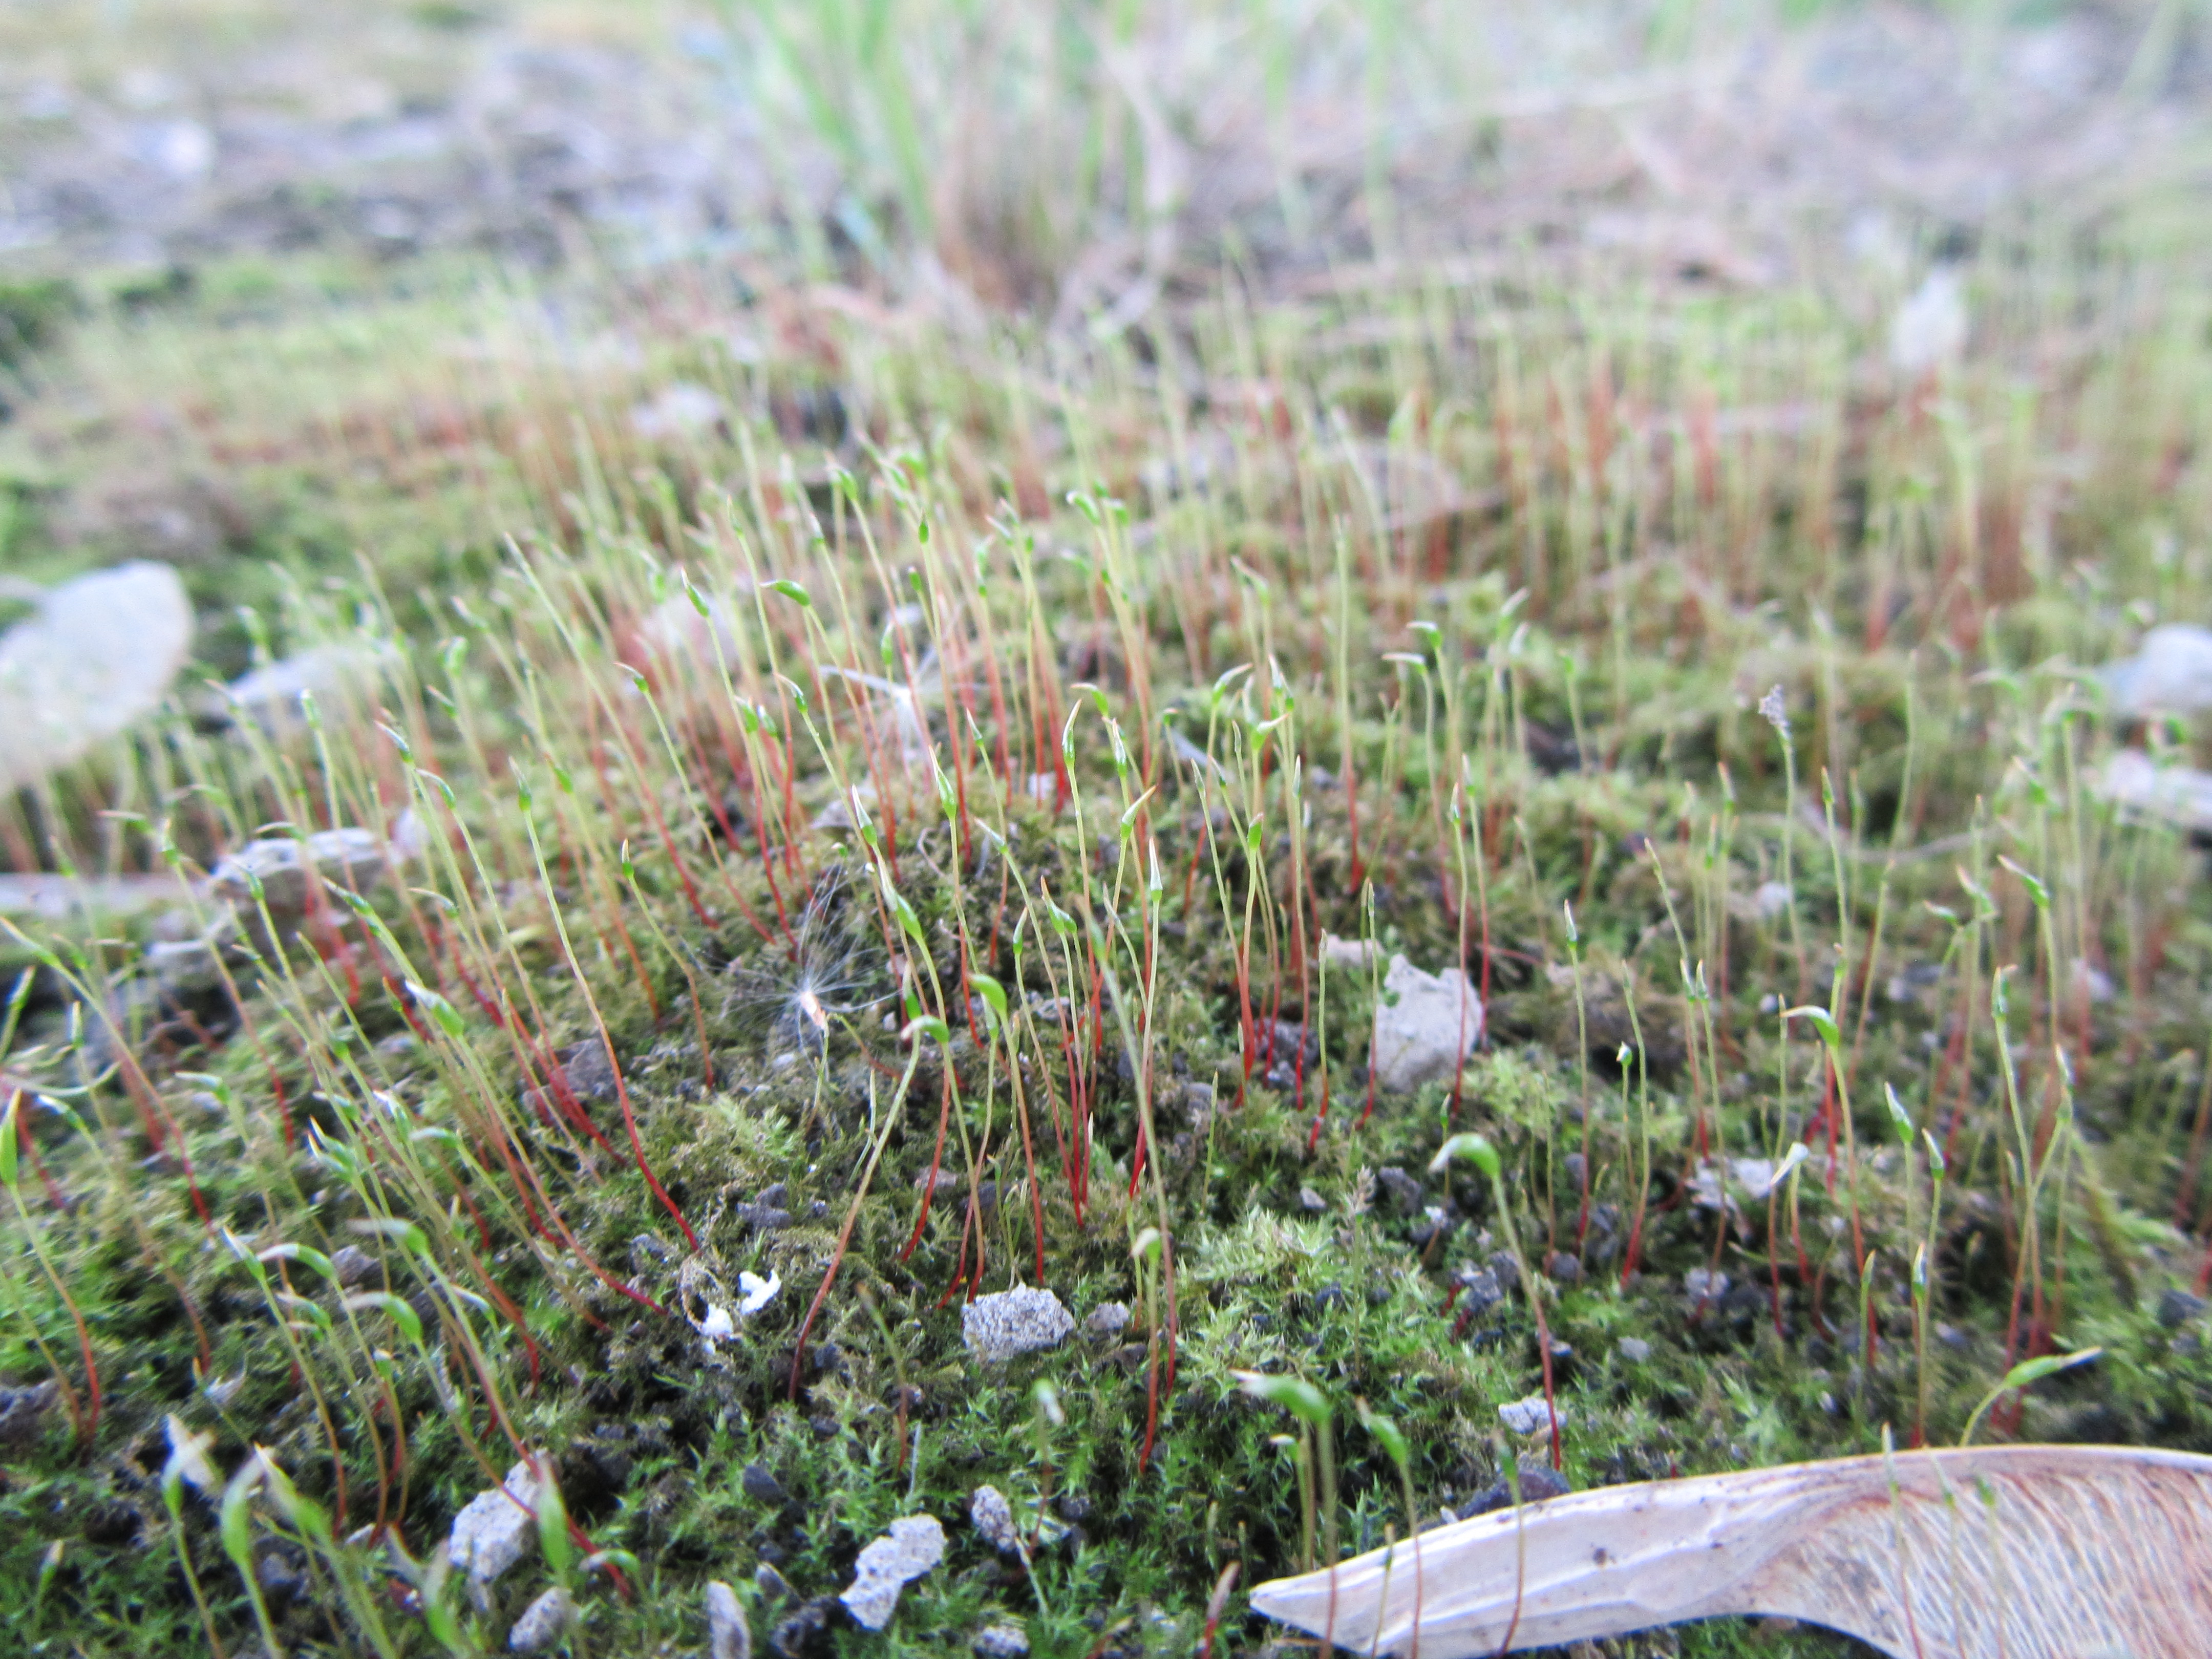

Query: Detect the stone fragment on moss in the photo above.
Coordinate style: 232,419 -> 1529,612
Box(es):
1371,955 -> 1483,1092
507,1586 -> 575,1652
962,1285 -> 1074,1362
970,1484 -> 1022,1555
447,1460 -> 539,1585
839,1514 -> 946,1630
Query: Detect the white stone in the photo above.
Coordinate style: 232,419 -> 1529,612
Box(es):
1685,1267 -> 1730,1304
2097,748 -> 2212,832
706,1580 -> 751,1659
1889,268 -> 1966,376
639,593 -> 744,662
2105,624 -> 2212,717
736,1269 -> 781,1315
1321,933 -> 1377,969
1730,1158 -> 1780,1201
0,562 -> 192,792
818,666 -> 931,770
969,1484 -> 1022,1556
507,1586 -> 575,1652
2072,959 -> 2116,1005
0,874 -> 174,920
447,1460 -> 539,1584
961,1286 -> 1074,1363
838,1514 -> 945,1630
213,643 -> 382,735
811,782 -> 878,831
388,809 -> 429,864
1689,1157 -> 1783,1212
974,1624 -> 1030,1658
631,382 -> 725,439
209,827 -> 388,915
144,119 -> 215,181
1497,1394 -> 1565,1436
1370,955 -> 1484,1093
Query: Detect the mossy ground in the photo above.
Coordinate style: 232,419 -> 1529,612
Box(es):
3,86 -> 2212,1659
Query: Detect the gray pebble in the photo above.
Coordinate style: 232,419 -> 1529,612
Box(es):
962,1286 -> 1073,1363
507,1587 -> 575,1652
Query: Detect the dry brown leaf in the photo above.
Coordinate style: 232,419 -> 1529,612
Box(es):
1249,1443 -> 2212,1658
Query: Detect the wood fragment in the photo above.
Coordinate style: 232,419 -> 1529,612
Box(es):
1249,1444 -> 2212,1658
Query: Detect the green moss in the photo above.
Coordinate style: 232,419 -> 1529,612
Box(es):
3,171 -> 2211,1659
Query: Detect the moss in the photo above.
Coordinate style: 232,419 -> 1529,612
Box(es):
0,278 -> 80,370
3,183 -> 2211,1659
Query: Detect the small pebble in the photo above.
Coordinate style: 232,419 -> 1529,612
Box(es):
0,562 -> 192,795
255,1550 -> 307,1604
741,1462 -> 786,1505
1457,1463 -> 1572,1518
1376,1166 -> 1425,1213
962,1286 -> 1074,1363
839,1514 -> 946,1630
1084,1301 -> 1131,1339
970,1484 -> 1022,1556
1618,1337 -> 1652,1364
447,1461 -> 540,1585
706,1579 -> 751,1659
1497,1394 -> 1565,1436
1456,1264 -> 1505,1312
0,1380 -> 59,1450
1370,955 -> 1484,1092
771,1599 -> 830,1657
210,827 -> 387,917
2158,1288 -> 2207,1329
1684,1267 -> 1730,1305
507,1586 -> 575,1652
974,1623 -> 1030,1658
